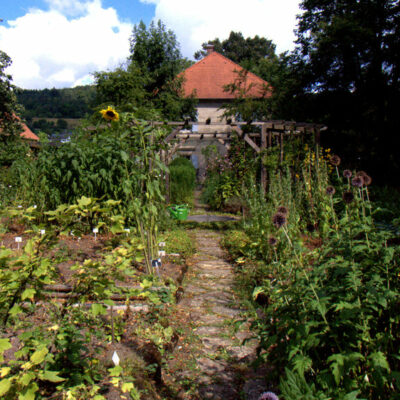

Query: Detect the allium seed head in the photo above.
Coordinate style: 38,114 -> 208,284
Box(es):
363,174 -> 372,186
330,154 -> 341,166
276,206 -> 288,215
268,237 -> 278,246
258,392 -> 279,400
343,191 -> 355,204
326,186 -> 336,196
343,169 -> 352,179
272,212 -> 287,229
352,176 -> 364,188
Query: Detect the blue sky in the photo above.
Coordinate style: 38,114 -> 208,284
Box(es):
0,0 -> 301,89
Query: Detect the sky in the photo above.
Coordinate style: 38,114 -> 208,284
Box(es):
0,0 -> 302,89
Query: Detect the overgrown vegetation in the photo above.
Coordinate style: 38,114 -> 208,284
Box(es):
222,143 -> 400,399
168,157 -> 196,206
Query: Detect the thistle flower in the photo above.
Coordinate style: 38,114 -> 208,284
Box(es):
329,154 -> 341,166
100,106 -> 119,121
343,191 -> 354,204
343,169 -> 352,179
272,212 -> 287,229
326,186 -> 336,196
276,206 -> 288,215
357,171 -> 372,186
268,237 -> 278,246
258,392 -> 279,400
352,176 -> 364,188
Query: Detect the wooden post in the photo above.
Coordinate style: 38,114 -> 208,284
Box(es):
260,124 -> 267,194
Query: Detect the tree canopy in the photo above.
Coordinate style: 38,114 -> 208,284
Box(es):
94,20 -> 196,121
0,50 -> 22,141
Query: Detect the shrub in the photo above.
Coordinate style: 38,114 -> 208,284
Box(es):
169,157 -> 196,205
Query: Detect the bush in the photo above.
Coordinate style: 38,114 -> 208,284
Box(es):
169,157 -> 196,205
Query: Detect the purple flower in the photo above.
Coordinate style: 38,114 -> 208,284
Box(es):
276,206 -> 288,215
343,169 -> 352,179
326,186 -> 336,196
268,237 -> 278,246
329,154 -> 341,166
258,392 -> 279,400
352,176 -> 364,188
272,212 -> 287,229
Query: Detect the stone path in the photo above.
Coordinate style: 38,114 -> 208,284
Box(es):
168,229 -> 267,400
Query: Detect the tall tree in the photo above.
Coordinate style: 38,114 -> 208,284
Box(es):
294,0 -> 400,180
194,31 -> 277,73
95,20 -> 196,120
0,50 -> 22,142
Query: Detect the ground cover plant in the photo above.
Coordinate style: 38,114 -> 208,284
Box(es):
0,107 -> 198,399
222,146 -> 400,399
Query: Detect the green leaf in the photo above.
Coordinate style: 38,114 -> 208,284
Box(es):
91,304 -> 107,316
30,347 -> 48,365
0,338 -> 12,353
20,372 -> 35,386
18,383 -> 38,400
120,151 -> 129,162
369,351 -> 390,371
41,370 -> 65,383
0,378 -> 11,396
21,288 -> 36,301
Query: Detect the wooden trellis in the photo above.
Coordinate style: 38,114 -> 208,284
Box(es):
158,120 -> 327,200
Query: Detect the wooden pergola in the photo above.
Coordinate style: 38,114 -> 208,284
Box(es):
157,120 -> 327,199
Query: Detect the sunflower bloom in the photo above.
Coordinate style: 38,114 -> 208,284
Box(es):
100,106 -> 119,121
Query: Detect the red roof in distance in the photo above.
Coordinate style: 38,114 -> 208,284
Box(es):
20,122 -> 39,141
180,51 -> 271,100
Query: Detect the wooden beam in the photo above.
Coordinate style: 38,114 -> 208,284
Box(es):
260,124 -> 267,193
244,134 -> 260,153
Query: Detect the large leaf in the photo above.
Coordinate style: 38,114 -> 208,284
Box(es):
30,347 -> 48,365
41,370 -> 65,383
0,378 -> 11,396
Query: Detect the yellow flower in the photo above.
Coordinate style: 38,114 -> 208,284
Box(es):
100,106 -> 119,121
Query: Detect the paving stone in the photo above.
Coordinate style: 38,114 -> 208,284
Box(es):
194,326 -> 225,336
212,305 -> 242,318
201,337 -> 235,352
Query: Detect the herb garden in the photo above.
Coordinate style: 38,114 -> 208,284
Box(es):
1,106 -> 399,400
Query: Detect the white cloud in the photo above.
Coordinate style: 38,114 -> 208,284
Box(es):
142,0 -> 301,58
0,0 -> 133,89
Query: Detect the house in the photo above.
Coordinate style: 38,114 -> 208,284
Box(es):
177,45 -> 271,179
179,44 -> 271,132
0,115 -> 39,142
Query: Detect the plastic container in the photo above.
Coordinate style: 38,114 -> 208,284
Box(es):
167,204 -> 189,220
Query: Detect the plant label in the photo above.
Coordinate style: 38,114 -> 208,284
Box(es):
40,229 -> 45,235
15,237 -> 22,242
158,250 -> 166,257
93,228 -> 99,233
112,351 -> 120,366
124,228 -> 130,233
159,242 -> 166,247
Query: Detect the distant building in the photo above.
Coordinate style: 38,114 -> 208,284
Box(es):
177,45 -> 271,179
179,45 -> 271,132
0,115 -> 39,142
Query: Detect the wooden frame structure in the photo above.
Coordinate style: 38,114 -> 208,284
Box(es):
158,120 -> 327,200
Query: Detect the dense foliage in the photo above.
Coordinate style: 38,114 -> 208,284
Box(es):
94,20 -> 196,121
168,156 -> 196,205
16,86 -> 96,120
222,145 -> 400,399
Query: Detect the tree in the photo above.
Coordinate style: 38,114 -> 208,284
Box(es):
194,31 -> 277,73
95,20 -> 196,121
0,50 -> 22,141
293,0 -> 400,180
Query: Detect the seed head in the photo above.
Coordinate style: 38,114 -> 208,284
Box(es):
363,174 -> 372,186
330,154 -> 341,166
343,169 -> 352,179
342,191 -> 354,204
326,186 -> 336,196
352,176 -> 364,188
258,392 -> 279,400
268,237 -> 278,246
272,212 -> 287,229
276,206 -> 288,215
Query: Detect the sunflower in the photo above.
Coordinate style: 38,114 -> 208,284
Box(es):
100,106 -> 119,121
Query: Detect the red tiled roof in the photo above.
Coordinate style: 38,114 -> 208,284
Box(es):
19,122 -> 39,141
0,115 -> 39,141
180,51 -> 271,100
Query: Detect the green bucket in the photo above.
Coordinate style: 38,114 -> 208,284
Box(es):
167,204 -> 189,220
